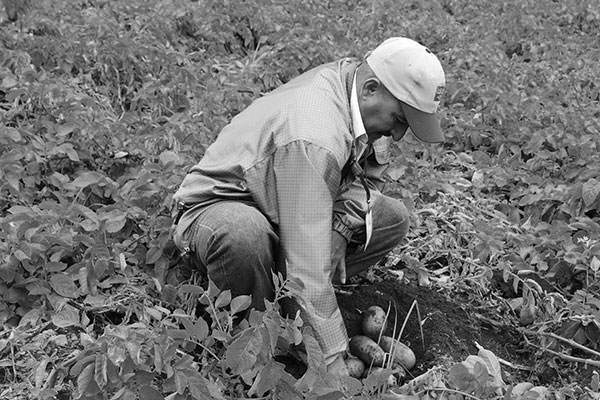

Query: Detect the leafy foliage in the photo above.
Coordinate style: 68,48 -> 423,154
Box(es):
1,0 -> 600,398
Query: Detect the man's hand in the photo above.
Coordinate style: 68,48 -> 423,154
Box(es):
326,352 -> 349,377
331,230 -> 348,284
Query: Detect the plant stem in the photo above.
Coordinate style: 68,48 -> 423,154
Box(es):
523,335 -> 600,367
523,329 -> 600,359
415,387 -> 493,400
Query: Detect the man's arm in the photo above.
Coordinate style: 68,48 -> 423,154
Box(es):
272,140 -> 350,367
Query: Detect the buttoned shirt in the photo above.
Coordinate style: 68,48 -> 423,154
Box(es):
350,75 -> 369,160
173,59 -> 390,360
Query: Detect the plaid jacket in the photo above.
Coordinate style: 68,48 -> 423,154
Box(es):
173,58 -> 390,360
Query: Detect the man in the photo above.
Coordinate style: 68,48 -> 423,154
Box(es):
172,37 -> 445,375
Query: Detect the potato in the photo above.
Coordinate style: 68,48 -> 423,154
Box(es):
344,356 -> 365,379
349,335 -> 386,367
362,305 -> 387,340
379,336 -> 416,370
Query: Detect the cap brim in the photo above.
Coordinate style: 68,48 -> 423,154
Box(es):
400,102 -> 444,143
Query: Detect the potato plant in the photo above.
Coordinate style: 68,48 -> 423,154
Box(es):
1,0 -> 600,399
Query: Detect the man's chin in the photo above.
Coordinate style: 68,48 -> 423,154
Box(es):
367,132 -> 388,144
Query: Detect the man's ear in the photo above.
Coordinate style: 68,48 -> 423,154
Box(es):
360,78 -> 381,99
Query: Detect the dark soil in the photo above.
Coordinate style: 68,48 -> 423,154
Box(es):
335,277 -> 594,388
276,269 -> 597,389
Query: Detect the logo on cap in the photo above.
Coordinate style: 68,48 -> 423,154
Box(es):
434,86 -> 445,102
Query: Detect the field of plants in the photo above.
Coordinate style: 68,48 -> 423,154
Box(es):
1,0 -> 599,399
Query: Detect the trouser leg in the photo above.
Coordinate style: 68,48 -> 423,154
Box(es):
175,201 -> 280,311
344,193 -> 410,278
173,194 -> 408,310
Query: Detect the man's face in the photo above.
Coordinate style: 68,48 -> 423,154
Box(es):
359,80 -> 410,144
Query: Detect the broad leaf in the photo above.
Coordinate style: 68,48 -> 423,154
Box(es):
77,363 -> 95,399
51,307 -> 80,328
181,317 -> 209,341
105,213 -> 127,233
94,354 -> 108,389
187,373 -> 211,400
447,363 -> 472,391
138,385 -> 164,400
247,358 -> 286,397
70,171 -> 105,189
230,295 -> 252,314
582,178 -> 600,207
476,347 -> 504,387
0,262 -> 16,283
49,273 -> 78,298
302,330 -> 324,370
224,328 -> 263,375
214,289 -> 232,309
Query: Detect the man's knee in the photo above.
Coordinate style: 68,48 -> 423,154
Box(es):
375,195 -> 410,243
212,204 -> 278,259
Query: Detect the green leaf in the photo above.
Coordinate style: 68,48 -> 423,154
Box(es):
174,371 -> 188,394
248,359 -> 286,397
230,295 -> 251,314
476,347 -> 504,387
263,314 -> 281,352
181,317 -> 209,341
18,308 -> 42,328
187,373 -> 211,400
2,127 -> 21,141
447,363 -> 472,391
591,257 -> 600,273
592,371 -> 599,392
224,328 -> 263,375
57,124 -> 76,137
51,307 -> 80,328
45,262 -> 67,272
26,280 -> 51,296
35,357 -> 49,388
178,284 -> 205,297
302,331 -> 323,370
582,178 -> 600,207
49,273 -> 78,298
105,214 -> 127,233
0,262 -> 16,283
71,171 -> 105,188
138,385 -> 164,400
146,246 -> 162,264
159,150 -> 180,165
49,172 -> 70,188
363,367 -> 393,394
55,143 -> 80,162
214,289 -> 232,309
77,363 -> 95,399
94,354 -> 108,389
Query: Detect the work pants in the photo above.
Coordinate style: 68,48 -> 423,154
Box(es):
173,193 -> 409,311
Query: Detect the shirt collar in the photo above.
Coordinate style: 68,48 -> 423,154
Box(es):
350,74 -> 367,142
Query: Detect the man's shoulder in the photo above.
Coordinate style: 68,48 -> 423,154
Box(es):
271,58 -> 356,99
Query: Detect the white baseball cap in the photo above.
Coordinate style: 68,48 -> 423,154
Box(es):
366,37 -> 446,143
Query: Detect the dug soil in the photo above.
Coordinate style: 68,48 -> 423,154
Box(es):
335,277 -> 591,388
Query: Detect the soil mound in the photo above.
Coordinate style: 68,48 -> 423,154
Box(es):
336,280 -> 552,385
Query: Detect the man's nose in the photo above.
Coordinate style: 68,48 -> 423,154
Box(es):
391,124 -> 409,141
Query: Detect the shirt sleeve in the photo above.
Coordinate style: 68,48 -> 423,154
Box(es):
272,140 -> 349,360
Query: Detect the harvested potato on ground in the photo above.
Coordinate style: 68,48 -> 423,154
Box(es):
379,335 -> 416,370
349,335 -> 386,367
344,357 -> 365,379
362,305 -> 387,339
